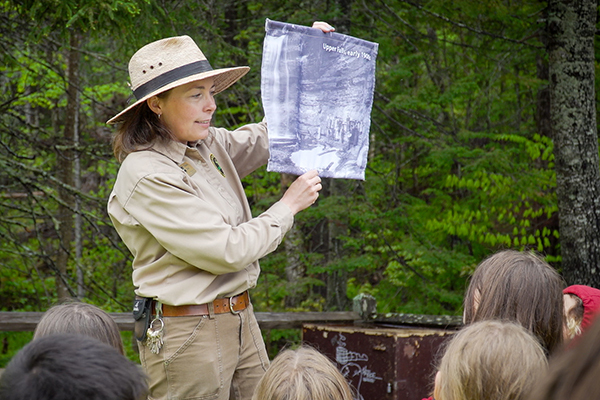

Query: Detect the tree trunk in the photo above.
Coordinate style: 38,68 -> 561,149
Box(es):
74,69 -> 83,300
282,173 -> 307,307
323,178 -> 350,311
56,31 -> 81,300
546,0 -> 600,285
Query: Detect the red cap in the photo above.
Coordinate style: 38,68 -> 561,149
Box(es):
563,285 -> 600,332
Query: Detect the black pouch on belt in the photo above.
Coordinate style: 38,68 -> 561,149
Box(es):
133,297 -> 152,342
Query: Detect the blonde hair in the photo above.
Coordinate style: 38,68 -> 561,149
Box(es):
434,320 -> 547,400
564,293 -> 584,339
252,346 -> 354,400
34,302 -> 125,355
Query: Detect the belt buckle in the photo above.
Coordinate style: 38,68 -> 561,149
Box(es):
229,295 -> 242,315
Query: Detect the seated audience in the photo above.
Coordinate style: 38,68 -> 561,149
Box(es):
562,284 -> 600,340
434,320 -> 547,400
252,345 -> 354,400
529,308 -> 600,400
0,333 -> 148,400
463,249 -> 564,354
33,301 -> 125,354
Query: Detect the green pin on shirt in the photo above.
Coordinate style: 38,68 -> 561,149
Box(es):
210,154 -> 226,177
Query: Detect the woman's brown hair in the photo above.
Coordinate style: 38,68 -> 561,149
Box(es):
111,94 -> 173,162
463,249 -> 564,355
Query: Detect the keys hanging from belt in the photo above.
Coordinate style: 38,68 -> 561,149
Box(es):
146,301 -> 164,354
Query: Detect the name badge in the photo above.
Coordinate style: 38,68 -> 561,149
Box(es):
179,161 -> 196,176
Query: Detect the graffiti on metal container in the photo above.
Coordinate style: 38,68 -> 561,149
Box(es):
332,333 -> 382,399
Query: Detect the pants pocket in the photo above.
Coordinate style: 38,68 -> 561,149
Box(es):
163,315 -> 223,400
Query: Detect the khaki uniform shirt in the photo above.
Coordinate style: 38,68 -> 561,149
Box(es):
107,121 -> 294,305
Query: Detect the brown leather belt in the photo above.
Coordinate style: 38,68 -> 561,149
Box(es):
152,291 -> 250,317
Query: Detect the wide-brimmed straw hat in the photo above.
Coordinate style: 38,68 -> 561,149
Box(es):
107,35 -> 249,124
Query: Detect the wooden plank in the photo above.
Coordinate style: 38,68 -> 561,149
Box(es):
0,311 -> 360,332
0,311 -> 462,332
255,311 -> 359,330
0,312 -> 44,332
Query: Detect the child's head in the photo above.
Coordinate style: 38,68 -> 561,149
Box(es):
463,250 -> 564,354
563,285 -> 600,340
434,320 -> 547,400
251,345 -> 354,400
34,302 -> 124,354
0,334 -> 147,400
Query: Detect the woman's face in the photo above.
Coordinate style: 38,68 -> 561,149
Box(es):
150,77 -> 216,144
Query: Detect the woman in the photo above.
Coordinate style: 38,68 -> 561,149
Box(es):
107,22 -> 334,400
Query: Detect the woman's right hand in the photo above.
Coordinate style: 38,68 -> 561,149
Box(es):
280,170 -> 322,215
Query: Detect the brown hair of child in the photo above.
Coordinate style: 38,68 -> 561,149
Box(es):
463,249 -> 564,354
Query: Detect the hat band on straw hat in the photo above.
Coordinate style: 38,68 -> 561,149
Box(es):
133,59 -> 213,100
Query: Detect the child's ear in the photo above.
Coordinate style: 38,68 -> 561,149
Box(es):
433,370 -> 442,399
473,288 -> 481,313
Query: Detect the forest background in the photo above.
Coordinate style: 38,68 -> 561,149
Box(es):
1,0 -> 599,364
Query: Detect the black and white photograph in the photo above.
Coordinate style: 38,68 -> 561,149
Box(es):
261,19 -> 378,180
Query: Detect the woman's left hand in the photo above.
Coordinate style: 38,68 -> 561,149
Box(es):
280,170 -> 322,215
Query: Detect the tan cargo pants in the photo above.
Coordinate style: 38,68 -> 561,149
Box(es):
138,303 -> 269,400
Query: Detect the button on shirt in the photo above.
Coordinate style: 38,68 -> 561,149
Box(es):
107,121 -> 294,305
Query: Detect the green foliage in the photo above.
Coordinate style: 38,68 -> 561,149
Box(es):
0,0 -> 587,364
0,332 -> 33,367
426,132 -> 557,254
263,329 -> 302,359
249,0 -> 564,313
10,0 -> 155,38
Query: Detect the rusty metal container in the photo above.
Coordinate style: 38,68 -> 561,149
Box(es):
302,323 -> 455,400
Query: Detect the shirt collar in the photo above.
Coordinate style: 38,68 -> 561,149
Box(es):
147,138 -> 202,164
